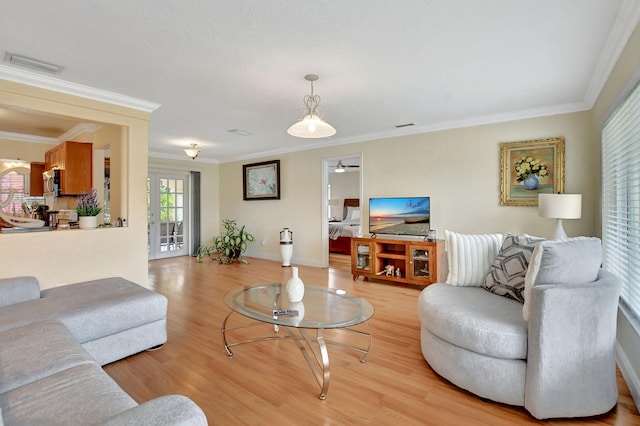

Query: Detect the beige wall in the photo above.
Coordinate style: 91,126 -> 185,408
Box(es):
0,80 -> 151,289
219,110 -> 596,266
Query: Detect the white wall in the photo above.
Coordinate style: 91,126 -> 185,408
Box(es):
592,22 -> 640,411
219,110 -> 596,267
329,170 -> 360,220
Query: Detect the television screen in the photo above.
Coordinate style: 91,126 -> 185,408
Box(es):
369,197 -> 430,236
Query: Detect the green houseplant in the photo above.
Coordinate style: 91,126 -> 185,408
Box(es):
197,219 -> 254,264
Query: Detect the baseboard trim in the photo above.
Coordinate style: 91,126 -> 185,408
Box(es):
616,341 -> 640,412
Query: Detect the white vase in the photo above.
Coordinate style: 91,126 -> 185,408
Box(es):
286,266 -> 305,302
78,216 -> 98,229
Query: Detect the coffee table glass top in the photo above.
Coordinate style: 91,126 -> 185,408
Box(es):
223,284 -> 374,329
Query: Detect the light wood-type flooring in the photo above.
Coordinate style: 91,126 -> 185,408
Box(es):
103,255 -> 640,425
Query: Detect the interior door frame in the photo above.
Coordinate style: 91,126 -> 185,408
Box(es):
321,153 -> 363,268
148,171 -> 190,260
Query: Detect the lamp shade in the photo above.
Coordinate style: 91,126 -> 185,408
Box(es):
538,193 -> 582,219
287,114 -> 337,138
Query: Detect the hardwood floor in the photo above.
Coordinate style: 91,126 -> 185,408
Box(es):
104,256 -> 640,425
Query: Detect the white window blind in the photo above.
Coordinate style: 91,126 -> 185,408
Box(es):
602,79 -> 640,319
0,172 -> 27,215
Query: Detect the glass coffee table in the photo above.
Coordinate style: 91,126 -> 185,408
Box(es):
222,284 -> 375,399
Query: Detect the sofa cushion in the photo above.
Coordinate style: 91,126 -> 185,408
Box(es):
0,277 -> 167,343
418,283 -> 528,359
0,276 -> 40,308
444,230 -> 503,286
483,234 -> 544,303
0,363 -> 137,425
0,320 -> 96,394
523,237 -> 602,321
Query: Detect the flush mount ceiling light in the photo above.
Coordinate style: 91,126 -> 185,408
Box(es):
4,52 -> 63,74
184,143 -> 202,160
287,74 -> 337,139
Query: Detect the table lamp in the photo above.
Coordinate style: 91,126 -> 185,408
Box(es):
538,193 -> 582,240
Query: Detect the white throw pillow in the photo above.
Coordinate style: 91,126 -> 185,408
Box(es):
345,206 -> 360,221
444,230 -> 503,286
522,236 -> 602,321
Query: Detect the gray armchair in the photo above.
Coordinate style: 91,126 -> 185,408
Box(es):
419,236 -> 621,419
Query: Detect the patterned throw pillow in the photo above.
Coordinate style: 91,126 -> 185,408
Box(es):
483,234 -> 544,303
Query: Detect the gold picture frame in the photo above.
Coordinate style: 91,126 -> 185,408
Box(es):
500,137 -> 565,206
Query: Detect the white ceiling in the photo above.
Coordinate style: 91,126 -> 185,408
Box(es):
1,1 -> 639,163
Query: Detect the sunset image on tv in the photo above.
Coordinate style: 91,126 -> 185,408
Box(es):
369,197 -> 430,236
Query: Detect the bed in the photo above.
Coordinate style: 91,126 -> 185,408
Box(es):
328,198 -> 360,255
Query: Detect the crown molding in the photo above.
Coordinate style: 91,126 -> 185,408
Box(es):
219,100 -> 591,164
0,64 -> 161,113
583,0 -> 640,107
0,131 -> 57,144
0,123 -> 104,145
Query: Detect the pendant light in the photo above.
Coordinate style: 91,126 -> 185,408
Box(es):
287,74 -> 337,138
184,143 -> 201,160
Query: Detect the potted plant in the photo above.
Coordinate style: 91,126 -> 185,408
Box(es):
197,219 -> 254,264
75,188 -> 102,229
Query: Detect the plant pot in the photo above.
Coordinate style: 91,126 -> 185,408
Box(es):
78,216 -> 98,229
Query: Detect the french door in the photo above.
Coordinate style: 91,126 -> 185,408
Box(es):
147,173 -> 189,259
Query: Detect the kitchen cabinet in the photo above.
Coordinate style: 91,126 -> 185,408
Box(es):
45,141 -> 92,195
29,162 -> 45,196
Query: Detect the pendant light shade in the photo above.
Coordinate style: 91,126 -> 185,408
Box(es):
184,143 -> 201,160
287,74 -> 336,139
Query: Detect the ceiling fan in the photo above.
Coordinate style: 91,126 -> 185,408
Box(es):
332,160 -> 360,173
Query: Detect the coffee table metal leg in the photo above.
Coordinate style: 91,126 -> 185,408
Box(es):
221,309 -> 234,356
317,329 -> 330,399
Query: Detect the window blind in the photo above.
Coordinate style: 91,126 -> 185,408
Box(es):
602,79 -> 640,319
0,172 -> 27,215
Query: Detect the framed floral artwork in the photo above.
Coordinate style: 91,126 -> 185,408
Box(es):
243,160 -> 280,200
500,137 -> 565,206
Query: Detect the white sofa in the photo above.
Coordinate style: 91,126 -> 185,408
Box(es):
0,276 -> 207,425
418,233 -> 621,419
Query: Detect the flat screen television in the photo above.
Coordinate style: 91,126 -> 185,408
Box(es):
369,197 -> 430,236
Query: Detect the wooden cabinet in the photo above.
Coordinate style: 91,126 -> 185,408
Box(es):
29,162 -> 45,196
351,237 -> 443,286
45,141 -> 93,195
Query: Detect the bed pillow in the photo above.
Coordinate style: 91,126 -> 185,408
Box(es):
522,236 -> 602,320
444,230 -> 503,286
350,207 -> 361,220
483,234 -> 544,303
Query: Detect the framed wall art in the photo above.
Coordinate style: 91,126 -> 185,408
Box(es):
500,137 -> 565,206
243,159 -> 280,200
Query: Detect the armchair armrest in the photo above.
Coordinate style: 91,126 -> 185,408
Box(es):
524,269 -> 620,419
100,395 -> 207,426
0,276 -> 40,308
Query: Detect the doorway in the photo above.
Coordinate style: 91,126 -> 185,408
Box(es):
147,173 -> 190,259
322,154 -> 363,268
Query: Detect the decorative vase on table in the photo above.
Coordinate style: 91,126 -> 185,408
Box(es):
286,266 -> 305,302
78,216 -> 98,229
522,174 -> 539,190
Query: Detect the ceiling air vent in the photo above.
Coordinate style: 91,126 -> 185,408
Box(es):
395,123 -> 415,128
4,52 -> 63,74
